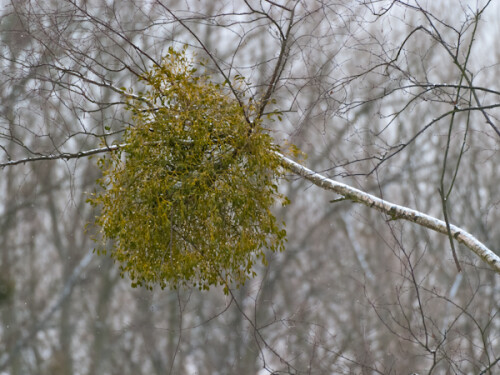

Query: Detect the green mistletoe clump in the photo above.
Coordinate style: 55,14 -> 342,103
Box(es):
90,48 -> 288,292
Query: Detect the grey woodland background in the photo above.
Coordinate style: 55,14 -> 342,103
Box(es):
1,0 -> 500,374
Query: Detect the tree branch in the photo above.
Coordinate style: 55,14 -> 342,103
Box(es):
277,152 -> 500,274
0,144 -> 123,168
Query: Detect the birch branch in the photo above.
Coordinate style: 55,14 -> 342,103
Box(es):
2,145 -> 499,274
277,152 -> 500,274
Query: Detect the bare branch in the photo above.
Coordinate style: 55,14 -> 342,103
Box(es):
278,152 -> 500,274
0,144 -> 123,168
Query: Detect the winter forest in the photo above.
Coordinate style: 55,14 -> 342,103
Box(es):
1,0 -> 500,374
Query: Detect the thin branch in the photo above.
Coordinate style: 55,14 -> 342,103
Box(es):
0,144 -> 123,168
419,1 -> 500,137
255,3 -> 295,119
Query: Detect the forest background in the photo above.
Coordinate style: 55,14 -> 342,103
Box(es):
1,1 -> 500,374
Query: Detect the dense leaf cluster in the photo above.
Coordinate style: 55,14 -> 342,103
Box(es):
90,48 -> 287,292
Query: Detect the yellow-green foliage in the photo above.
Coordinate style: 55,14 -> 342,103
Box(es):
90,48 -> 287,292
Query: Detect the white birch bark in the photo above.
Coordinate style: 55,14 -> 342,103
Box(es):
277,152 -> 500,274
